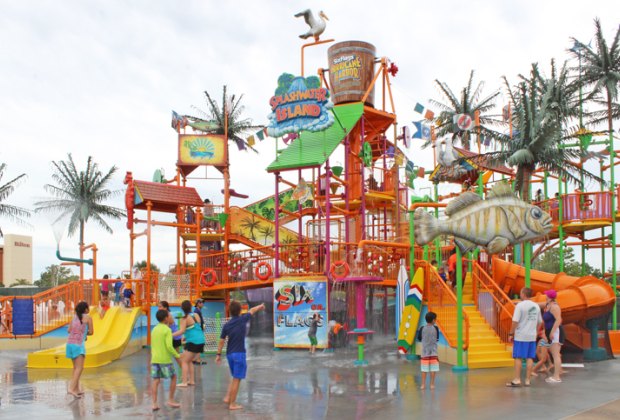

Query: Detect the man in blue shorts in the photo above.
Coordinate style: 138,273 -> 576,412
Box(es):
215,301 -> 265,410
507,287 -> 542,387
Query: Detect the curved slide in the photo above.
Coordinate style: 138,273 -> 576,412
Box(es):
27,306 -> 143,369
492,258 -> 616,324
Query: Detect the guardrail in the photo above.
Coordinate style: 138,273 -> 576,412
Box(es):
420,260 -> 469,350
0,296 -> 13,337
471,261 -> 515,343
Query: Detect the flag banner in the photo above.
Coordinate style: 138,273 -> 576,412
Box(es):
235,138 -> 246,151
421,124 -> 431,140
405,160 -> 414,176
247,135 -> 256,146
414,103 -> 425,114
256,130 -> 265,141
424,109 -> 435,120
387,146 -> 395,158
412,121 -> 423,139
483,135 -> 491,146
395,153 -> 404,166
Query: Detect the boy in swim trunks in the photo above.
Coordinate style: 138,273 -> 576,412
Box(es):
216,301 -> 265,410
151,309 -> 181,411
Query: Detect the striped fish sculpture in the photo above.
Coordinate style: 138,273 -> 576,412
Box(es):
414,182 -> 552,254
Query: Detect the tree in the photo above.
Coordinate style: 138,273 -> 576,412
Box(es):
429,70 -> 503,150
240,215 -> 261,241
189,85 -> 261,152
9,279 -> 30,287
35,264 -> 79,288
133,260 -> 160,273
0,163 -> 30,236
34,154 -> 125,247
533,247 -> 603,278
258,224 -> 275,245
487,64 -> 596,200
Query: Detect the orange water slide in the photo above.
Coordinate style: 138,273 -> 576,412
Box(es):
492,258 -> 616,324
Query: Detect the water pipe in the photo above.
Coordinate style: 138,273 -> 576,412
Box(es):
56,247 -> 93,265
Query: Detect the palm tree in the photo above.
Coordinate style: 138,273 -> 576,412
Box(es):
0,163 -> 30,236
571,18 -> 620,137
258,224 -> 275,245
486,64 -> 596,200
34,154 -> 125,247
571,18 -> 620,326
240,215 -> 261,241
188,85 -> 262,152
429,70 -> 504,150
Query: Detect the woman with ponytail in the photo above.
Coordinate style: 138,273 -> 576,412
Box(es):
66,301 -> 94,398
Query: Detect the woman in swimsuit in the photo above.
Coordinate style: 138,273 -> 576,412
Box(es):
537,290 -> 563,383
66,301 -> 94,398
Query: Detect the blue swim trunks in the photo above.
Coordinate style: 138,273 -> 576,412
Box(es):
66,343 -> 85,360
513,340 -> 536,359
151,363 -> 176,379
227,352 -> 247,379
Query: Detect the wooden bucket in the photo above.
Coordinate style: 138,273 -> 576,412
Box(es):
327,41 -> 376,106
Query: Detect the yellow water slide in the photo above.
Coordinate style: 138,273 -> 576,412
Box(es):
27,306 -> 143,369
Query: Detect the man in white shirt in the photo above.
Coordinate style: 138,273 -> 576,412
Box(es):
506,287 -> 542,387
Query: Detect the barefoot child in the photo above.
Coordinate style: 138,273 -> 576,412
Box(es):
417,311 -> 440,390
215,301 -> 266,410
151,309 -> 181,411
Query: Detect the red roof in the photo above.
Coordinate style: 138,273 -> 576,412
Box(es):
133,181 -> 204,213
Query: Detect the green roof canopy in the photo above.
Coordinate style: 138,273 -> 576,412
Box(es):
266,102 -> 363,172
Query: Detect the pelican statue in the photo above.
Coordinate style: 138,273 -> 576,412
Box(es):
294,9 -> 328,42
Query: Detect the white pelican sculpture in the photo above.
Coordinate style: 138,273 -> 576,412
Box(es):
294,9 -> 329,42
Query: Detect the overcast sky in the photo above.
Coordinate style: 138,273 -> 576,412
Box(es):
1,1 -> 618,279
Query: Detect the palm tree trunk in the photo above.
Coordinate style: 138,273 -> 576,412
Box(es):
79,221 -> 85,280
607,90 -> 617,328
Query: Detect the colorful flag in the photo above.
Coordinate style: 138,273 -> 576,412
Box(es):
405,159 -> 414,175
247,135 -> 256,146
235,138 -> 246,151
412,121 -> 423,139
414,103 -> 425,114
395,153 -> 404,166
483,135 -> 492,146
387,146 -> 395,158
256,130 -> 265,141
424,109 -> 435,120
263,127 -> 268,138
421,124 -> 431,140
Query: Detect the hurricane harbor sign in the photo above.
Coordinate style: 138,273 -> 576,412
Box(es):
266,73 -> 334,138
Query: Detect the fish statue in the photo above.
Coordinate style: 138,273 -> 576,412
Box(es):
414,182 -> 552,254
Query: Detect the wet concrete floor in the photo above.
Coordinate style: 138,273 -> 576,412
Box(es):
1,337 -> 619,419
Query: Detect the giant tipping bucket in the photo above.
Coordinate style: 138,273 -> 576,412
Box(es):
327,41 -> 376,107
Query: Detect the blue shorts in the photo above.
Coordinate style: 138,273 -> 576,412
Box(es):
227,352 -> 247,380
66,343 -> 85,360
513,340 -> 536,359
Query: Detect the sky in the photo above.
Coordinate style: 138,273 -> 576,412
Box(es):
1,0 -> 618,280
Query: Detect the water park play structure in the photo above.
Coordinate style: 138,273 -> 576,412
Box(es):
1,12 -> 619,372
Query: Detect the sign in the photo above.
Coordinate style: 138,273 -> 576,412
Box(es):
453,114 -> 474,131
267,73 -> 334,138
273,278 -> 328,348
178,134 -> 226,166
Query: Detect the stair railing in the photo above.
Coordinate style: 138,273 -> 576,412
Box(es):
420,260 -> 469,350
471,261 -> 515,343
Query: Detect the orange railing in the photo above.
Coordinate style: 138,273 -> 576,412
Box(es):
31,281 -> 84,336
420,259 -> 469,350
0,277 -> 151,338
471,261 -> 515,343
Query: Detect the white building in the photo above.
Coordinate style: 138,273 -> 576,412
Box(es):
0,234 -> 33,286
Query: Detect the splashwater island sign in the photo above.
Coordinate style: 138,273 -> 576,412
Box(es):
266,73 -> 334,138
